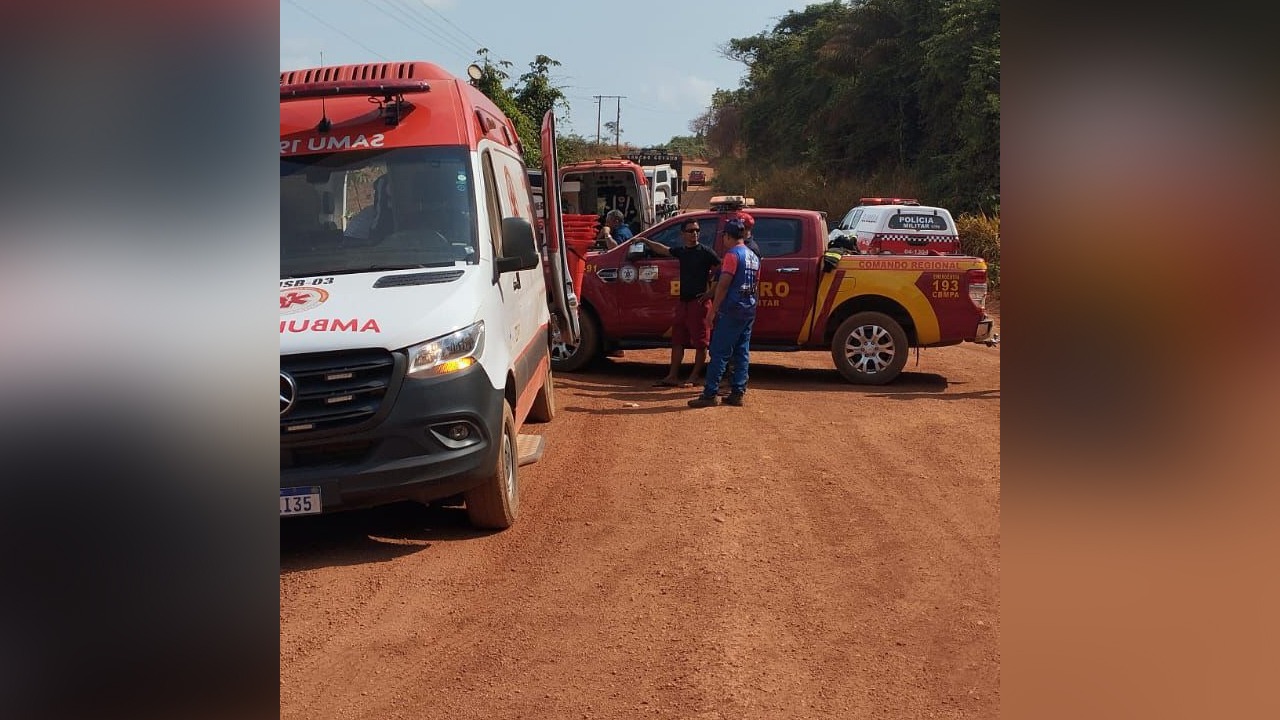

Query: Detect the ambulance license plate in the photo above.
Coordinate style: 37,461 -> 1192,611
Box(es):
280,487 -> 322,516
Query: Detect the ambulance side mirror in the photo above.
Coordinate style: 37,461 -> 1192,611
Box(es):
497,217 -> 539,273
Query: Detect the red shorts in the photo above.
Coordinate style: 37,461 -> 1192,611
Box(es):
671,298 -> 712,349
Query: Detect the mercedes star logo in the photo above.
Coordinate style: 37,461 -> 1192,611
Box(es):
280,372 -> 297,416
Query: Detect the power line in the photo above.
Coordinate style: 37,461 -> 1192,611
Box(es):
284,0 -> 389,62
384,0 -> 478,58
364,0 -> 475,63
623,97 -> 694,116
415,0 -> 487,51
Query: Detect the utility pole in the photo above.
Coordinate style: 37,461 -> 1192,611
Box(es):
594,95 -> 625,150
614,96 -> 624,151
592,95 -> 602,145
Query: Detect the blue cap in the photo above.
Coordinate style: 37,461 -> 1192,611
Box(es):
724,217 -> 746,237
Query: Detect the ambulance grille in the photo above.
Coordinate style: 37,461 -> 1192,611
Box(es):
280,350 -> 395,435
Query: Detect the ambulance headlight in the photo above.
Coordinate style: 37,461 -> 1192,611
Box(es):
406,321 -> 485,378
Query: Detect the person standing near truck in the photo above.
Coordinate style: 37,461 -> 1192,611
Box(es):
689,217 -> 759,408
714,211 -> 760,257
716,211 -> 759,395
736,211 -> 761,257
634,220 -> 721,387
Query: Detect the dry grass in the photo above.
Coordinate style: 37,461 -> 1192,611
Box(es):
712,160 -> 924,220
955,212 -> 1001,294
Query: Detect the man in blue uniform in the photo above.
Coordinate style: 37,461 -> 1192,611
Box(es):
689,217 -> 759,408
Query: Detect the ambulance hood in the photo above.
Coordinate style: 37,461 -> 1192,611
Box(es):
279,267 -> 483,355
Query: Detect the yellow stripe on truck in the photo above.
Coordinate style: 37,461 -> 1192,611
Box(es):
832,270 -> 940,344
797,269 -> 843,345
829,257 -> 986,345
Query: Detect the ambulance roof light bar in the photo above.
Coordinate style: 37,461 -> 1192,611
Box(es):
280,78 -> 431,101
280,79 -> 430,128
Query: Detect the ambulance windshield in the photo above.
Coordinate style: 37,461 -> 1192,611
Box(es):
280,146 -> 477,277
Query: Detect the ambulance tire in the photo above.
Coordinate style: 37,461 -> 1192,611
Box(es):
550,308 -> 599,373
831,311 -> 909,385
464,400 -> 519,530
528,365 -> 556,423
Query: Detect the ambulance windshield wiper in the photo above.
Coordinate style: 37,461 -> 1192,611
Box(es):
362,262 -> 458,271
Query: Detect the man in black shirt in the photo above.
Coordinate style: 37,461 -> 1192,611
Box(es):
635,220 -> 721,387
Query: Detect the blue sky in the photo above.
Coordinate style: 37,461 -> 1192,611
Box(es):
281,0 -> 819,148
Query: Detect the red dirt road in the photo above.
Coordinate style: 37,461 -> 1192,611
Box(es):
281,311 -> 1001,719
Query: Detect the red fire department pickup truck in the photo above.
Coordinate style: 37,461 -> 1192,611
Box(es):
549,200 -> 997,384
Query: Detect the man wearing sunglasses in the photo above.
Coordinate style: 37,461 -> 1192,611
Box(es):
634,220 -> 720,387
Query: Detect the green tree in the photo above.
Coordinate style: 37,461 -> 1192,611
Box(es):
724,2 -> 852,166
692,88 -> 747,159
702,0 -> 999,215
920,0 -> 1000,212
469,50 -> 569,167
603,120 -> 621,149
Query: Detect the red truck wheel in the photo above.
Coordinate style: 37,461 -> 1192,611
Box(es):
831,312 -> 909,385
550,309 -> 599,373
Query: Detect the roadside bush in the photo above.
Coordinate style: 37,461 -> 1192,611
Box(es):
956,212 -> 1000,294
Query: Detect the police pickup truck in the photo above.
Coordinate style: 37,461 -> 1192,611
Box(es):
550,198 -> 997,385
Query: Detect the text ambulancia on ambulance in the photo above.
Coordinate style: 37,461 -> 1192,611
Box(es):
278,61 -> 578,530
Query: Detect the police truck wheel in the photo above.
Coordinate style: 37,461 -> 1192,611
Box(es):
527,365 -> 556,423
550,309 -> 599,373
831,312 -> 909,385
464,400 -> 519,529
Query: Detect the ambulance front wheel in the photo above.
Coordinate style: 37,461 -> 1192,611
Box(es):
464,400 -> 519,530
550,308 -> 599,373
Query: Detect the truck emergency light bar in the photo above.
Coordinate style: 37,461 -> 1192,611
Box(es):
709,195 -> 756,210
279,79 -> 431,101
858,197 -> 919,206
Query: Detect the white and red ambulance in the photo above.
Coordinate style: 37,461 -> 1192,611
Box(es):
279,61 -> 577,529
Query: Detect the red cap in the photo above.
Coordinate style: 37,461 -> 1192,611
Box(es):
733,211 -> 755,229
